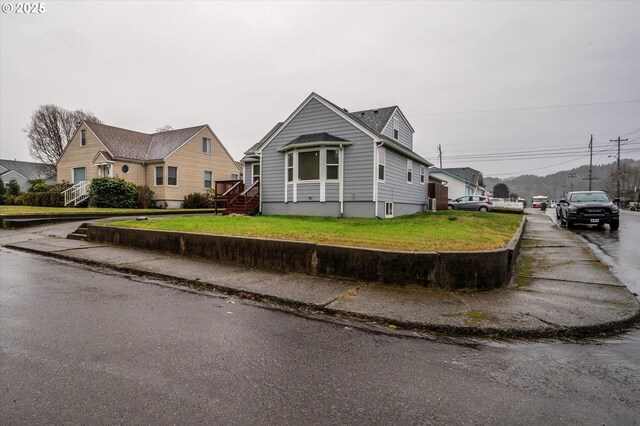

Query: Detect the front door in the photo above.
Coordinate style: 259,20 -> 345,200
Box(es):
73,167 -> 86,184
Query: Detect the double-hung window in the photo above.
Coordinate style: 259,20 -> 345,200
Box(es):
393,117 -> 399,140
378,147 -> 385,181
326,149 -> 339,180
252,163 -> 260,183
203,138 -> 211,154
298,150 -> 320,181
204,171 -> 212,189
407,159 -> 413,183
420,165 -> 425,184
155,166 -> 163,186
81,129 -> 86,146
168,166 -> 178,186
286,153 -> 294,182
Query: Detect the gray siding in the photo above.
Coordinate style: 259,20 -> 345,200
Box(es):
243,162 -> 253,187
1,170 -> 30,192
378,148 -> 428,208
262,201 -> 341,217
297,182 -> 320,201
381,110 -> 413,150
325,183 -> 339,202
261,98 -> 374,204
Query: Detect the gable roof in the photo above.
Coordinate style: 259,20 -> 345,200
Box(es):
251,93 -> 432,166
82,122 -> 207,161
0,159 -> 54,181
430,168 -> 470,184
244,122 -> 283,155
349,106 -> 396,134
442,167 -> 484,187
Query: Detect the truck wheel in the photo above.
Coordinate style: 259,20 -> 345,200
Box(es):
610,221 -> 619,231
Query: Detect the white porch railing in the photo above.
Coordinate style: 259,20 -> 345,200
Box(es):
63,181 -> 90,206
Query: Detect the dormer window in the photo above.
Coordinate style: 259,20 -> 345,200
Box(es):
393,117 -> 399,140
81,129 -> 86,146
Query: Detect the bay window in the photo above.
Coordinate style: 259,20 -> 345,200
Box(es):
298,150 -> 320,181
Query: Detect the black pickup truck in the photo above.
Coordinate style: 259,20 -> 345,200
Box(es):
558,191 -> 620,230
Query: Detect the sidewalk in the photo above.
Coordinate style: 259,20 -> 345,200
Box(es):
2,212 -> 639,338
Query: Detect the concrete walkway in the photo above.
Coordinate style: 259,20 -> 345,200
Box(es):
2,212 -> 639,338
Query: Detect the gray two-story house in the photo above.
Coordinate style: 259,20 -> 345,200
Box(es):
242,92 -> 433,218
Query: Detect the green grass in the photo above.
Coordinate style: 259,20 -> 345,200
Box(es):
0,206 -> 212,215
104,211 -> 522,252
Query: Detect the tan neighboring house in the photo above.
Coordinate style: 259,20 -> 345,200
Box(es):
57,121 -> 241,207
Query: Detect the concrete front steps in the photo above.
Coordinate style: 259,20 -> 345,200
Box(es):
67,223 -> 89,241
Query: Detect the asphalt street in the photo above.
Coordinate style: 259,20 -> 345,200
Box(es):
1,247 -> 639,425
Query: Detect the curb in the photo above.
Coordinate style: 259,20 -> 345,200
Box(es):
5,242 -> 640,339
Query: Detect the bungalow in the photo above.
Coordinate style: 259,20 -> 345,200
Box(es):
0,159 -> 55,192
57,121 -> 241,207
242,92 -> 433,218
429,167 -> 486,200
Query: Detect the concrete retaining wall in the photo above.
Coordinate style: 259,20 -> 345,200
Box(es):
88,215 -> 526,291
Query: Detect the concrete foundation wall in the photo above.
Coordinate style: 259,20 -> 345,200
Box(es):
88,218 -> 527,291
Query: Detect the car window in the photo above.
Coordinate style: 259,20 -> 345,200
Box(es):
570,193 -> 610,203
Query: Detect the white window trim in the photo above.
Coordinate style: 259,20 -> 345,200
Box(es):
407,159 -> 413,184
283,147 -> 343,204
167,166 -> 178,187
420,165 -> 425,185
81,129 -> 87,146
296,147 -> 321,183
154,165 -> 164,187
325,148 -> 339,182
378,146 -> 386,183
393,117 -> 400,141
252,163 -> 260,183
204,170 -> 213,189
203,137 -> 212,155
385,201 -> 394,218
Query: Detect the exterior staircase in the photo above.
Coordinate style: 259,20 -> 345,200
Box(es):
63,181 -> 90,206
67,222 -> 89,241
226,180 -> 260,215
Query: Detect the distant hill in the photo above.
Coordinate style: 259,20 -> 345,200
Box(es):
484,159 -> 640,202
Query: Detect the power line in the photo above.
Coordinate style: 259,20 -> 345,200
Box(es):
406,99 -> 640,117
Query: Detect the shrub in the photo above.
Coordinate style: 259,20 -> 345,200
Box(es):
136,185 -> 155,209
20,191 -> 65,207
28,179 -> 52,193
6,179 -> 21,196
0,177 -> 5,205
182,192 -> 214,209
88,177 -> 138,208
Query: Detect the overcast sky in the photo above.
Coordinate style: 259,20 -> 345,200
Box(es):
1,1 -> 639,178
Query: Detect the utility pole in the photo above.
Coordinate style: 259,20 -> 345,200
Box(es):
568,173 -> 577,192
610,136 -> 628,200
583,134 -> 599,190
437,144 -> 443,169
588,135 -> 593,191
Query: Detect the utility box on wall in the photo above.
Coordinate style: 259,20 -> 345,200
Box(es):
428,183 -> 449,211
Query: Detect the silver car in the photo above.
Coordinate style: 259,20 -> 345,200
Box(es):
448,195 -> 493,212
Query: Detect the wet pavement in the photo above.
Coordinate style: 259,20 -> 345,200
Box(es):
1,248 -> 639,425
548,209 -> 640,298
3,213 -> 639,337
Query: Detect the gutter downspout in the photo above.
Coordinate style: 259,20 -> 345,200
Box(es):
374,140 -> 384,218
257,152 -> 263,214
339,144 -> 344,217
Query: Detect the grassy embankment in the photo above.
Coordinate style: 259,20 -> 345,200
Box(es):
105,211 -> 522,252
0,206 -> 211,215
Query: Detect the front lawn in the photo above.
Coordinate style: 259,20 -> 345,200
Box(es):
105,211 -> 522,252
0,206 -> 212,215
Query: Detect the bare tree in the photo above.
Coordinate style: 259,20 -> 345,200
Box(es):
155,125 -> 174,133
23,105 -> 101,167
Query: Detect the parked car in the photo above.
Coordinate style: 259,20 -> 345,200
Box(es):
448,195 -> 493,212
558,191 -> 619,230
630,202 -> 640,211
